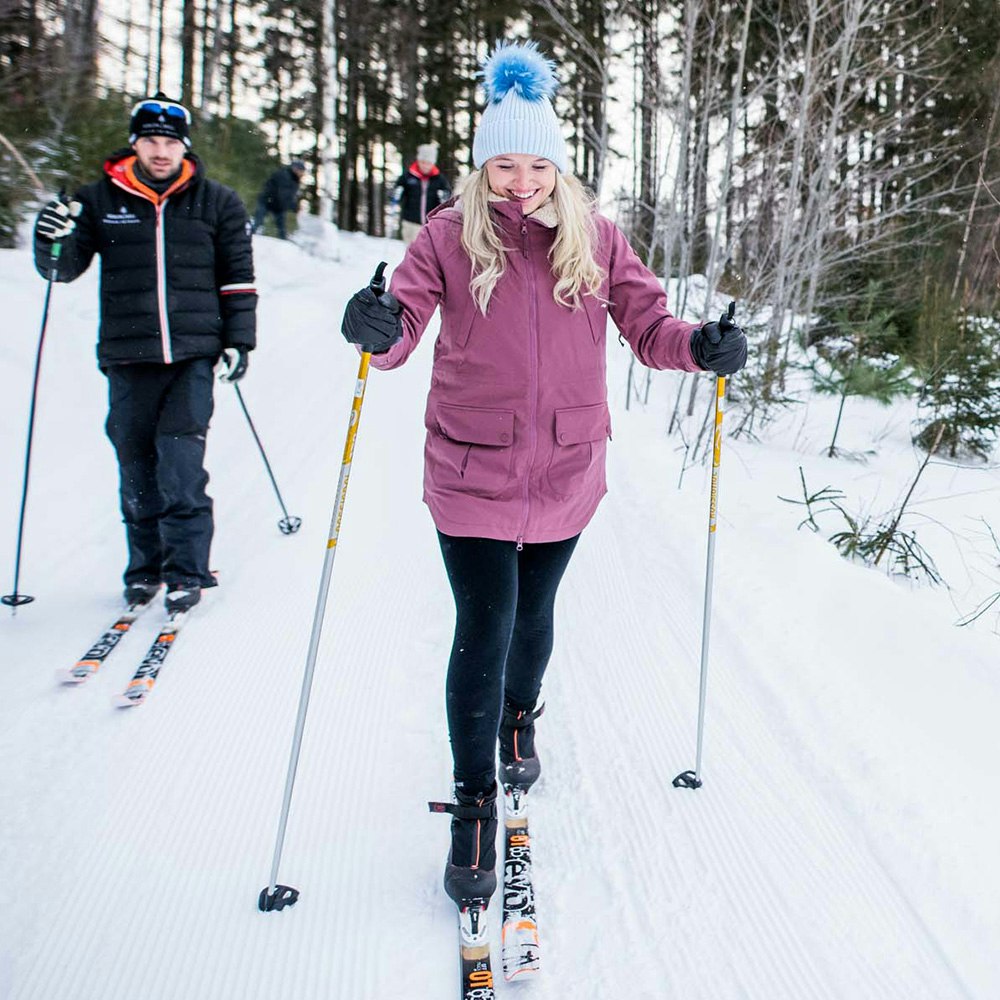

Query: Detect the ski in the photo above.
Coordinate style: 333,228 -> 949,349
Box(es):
56,601 -> 155,684
501,784 -> 540,981
113,611 -> 189,707
458,900 -> 496,1000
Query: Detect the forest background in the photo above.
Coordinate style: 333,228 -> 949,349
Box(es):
2,0 -> 999,470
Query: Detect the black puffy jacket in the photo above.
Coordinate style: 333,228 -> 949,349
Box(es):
33,149 -> 257,368
394,164 -> 451,225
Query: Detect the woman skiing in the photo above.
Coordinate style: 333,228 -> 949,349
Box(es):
341,40 -> 747,909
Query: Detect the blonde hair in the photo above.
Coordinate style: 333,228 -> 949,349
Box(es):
460,169 -> 604,314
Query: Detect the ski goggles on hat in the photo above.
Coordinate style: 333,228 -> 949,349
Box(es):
130,99 -> 191,124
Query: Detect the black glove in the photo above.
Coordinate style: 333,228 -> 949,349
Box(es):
36,197 -> 82,242
689,302 -> 747,376
219,347 -> 249,383
341,261 -> 403,354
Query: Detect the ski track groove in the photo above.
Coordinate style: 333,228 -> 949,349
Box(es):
514,437 -> 967,1000
581,431 -> 973,1000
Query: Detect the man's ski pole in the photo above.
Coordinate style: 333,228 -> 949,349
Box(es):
673,301 -> 736,789
2,237 -> 64,609
258,262 -> 387,912
232,383 -> 302,534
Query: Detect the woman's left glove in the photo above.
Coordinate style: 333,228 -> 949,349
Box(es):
341,262 -> 403,354
689,303 -> 747,375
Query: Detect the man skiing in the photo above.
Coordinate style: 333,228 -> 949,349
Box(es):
32,92 -> 257,614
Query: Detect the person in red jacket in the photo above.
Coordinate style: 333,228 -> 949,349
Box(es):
392,143 -> 451,245
342,43 -> 746,909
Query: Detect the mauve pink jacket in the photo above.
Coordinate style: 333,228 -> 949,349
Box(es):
371,197 -> 702,544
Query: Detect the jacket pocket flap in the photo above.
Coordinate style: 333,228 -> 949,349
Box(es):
437,404 -> 514,446
554,403 -> 610,446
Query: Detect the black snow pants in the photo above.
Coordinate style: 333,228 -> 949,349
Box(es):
105,358 -> 217,589
437,531 -> 580,792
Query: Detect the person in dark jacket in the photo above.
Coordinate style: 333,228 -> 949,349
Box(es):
252,160 -> 305,239
392,143 -> 451,245
32,92 -> 257,614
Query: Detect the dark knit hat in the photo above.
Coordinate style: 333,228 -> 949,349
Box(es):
129,92 -> 192,148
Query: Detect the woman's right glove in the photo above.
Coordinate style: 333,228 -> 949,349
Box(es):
341,262 -> 403,354
689,302 -> 748,375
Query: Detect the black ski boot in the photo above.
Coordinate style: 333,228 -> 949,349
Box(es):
429,782 -> 498,905
124,581 -> 160,607
165,585 -> 201,614
499,699 -> 545,792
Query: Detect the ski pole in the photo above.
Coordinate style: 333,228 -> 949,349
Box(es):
2,237 -> 65,609
258,261 -> 387,912
231,382 -> 302,534
673,301 -> 736,790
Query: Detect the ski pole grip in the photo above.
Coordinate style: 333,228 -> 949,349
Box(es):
370,261 -> 388,296
721,300 -> 736,330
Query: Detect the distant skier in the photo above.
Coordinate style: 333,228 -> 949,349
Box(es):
392,143 -> 451,245
342,43 -> 747,907
32,92 -> 257,614
253,159 -> 306,239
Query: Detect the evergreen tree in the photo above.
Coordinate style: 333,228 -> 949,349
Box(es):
915,313 -> 1000,461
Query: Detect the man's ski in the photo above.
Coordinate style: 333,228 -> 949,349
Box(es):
458,901 -> 496,1000
501,784 -> 540,980
113,611 -> 189,707
56,601 -> 154,684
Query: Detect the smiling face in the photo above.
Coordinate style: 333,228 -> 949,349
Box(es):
132,135 -> 186,180
485,153 -> 557,215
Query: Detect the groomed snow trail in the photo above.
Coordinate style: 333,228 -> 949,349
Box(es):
2,232 -> 995,1000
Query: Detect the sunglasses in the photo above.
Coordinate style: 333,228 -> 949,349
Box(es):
131,99 -> 191,124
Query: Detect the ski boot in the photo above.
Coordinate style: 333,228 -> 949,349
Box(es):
499,699 -> 544,792
124,581 -> 161,607
165,585 -> 201,614
429,781 -> 498,906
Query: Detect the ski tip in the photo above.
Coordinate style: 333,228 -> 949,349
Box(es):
113,691 -> 146,709
56,667 -> 91,685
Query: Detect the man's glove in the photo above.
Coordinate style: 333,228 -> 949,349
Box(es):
36,198 -> 82,242
219,347 -> 249,383
689,302 -> 748,376
341,261 -> 403,354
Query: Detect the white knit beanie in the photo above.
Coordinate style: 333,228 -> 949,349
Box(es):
416,143 -> 438,164
472,41 -> 568,174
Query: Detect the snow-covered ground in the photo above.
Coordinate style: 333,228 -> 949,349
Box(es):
1,229 -> 998,1000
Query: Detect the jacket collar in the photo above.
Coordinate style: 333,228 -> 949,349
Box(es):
424,194 -> 559,235
409,161 -> 440,180
488,193 -> 558,228
103,148 -> 200,205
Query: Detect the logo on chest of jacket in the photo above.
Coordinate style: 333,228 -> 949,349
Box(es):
103,206 -> 142,226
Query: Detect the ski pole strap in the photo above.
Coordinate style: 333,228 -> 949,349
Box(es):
428,800 -> 497,820
502,702 -> 545,730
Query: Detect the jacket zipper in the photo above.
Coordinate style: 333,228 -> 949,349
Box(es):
156,199 -> 172,363
518,219 -> 537,551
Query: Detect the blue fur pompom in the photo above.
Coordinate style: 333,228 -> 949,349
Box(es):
480,41 -> 558,105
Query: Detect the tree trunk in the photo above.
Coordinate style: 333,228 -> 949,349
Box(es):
181,0 -> 197,106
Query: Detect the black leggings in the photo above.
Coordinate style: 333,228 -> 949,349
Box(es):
437,531 -> 580,790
